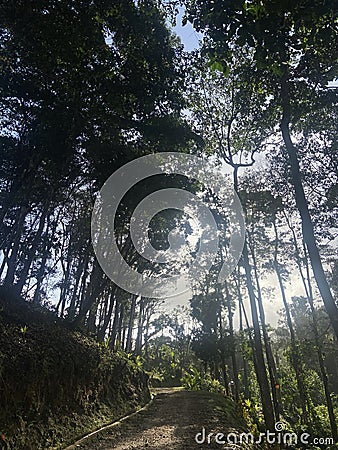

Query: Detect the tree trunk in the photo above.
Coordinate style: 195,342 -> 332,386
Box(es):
302,245 -> 338,441
236,269 -> 251,399
74,259 -> 105,326
4,206 -> 28,286
285,212 -> 337,439
109,300 -> 120,350
248,230 -> 283,421
273,217 -> 309,426
117,302 -> 125,350
224,282 -> 239,401
218,303 -> 230,396
135,297 -> 145,355
234,167 -> 275,429
126,294 -> 137,353
33,215 -> 56,304
0,248 -> 10,279
67,256 -> 86,318
242,241 -> 275,430
16,203 -> 50,295
97,285 -> 117,342
280,75 -> 338,340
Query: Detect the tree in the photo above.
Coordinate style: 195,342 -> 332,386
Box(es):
0,0 -> 198,327
183,0 -> 338,340
184,50 -> 277,430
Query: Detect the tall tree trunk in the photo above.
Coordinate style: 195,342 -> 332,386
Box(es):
97,285 -> 117,342
302,245 -> 338,441
280,74 -> 338,340
248,230 -> 283,421
126,294 -> 137,353
87,297 -> 100,334
109,300 -> 120,350
242,241 -> 275,430
117,302 -> 125,350
143,312 -> 151,360
74,260 -> 105,326
67,256 -> 86,318
224,282 -> 239,401
236,269 -> 251,399
135,297 -> 145,355
33,215 -> 56,304
57,256 -> 72,318
285,212 -> 337,440
15,208 -> 47,294
4,206 -> 28,286
234,167 -> 275,430
273,216 -> 309,426
218,303 -> 230,396
0,248 -> 10,279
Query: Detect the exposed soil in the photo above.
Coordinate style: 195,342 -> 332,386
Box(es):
68,389 -> 260,450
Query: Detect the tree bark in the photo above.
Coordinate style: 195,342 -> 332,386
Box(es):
248,230 -> 283,421
15,205 -> 49,294
224,282 -> 239,401
4,206 -> 28,285
284,212 -> 337,439
302,245 -> 338,441
126,294 -> 137,353
273,217 -> 309,425
97,285 -> 117,342
280,75 -> 338,340
242,240 -> 275,430
234,167 -> 275,429
135,297 -> 145,355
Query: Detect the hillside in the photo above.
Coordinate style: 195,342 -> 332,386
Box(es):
0,287 -> 150,450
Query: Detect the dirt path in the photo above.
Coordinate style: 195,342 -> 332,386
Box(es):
69,389 -> 256,450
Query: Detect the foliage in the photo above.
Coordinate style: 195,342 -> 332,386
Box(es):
240,398 -> 266,434
142,306 -> 197,386
181,366 -> 226,395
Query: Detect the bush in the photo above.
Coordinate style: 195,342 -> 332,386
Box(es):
181,366 -> 226,395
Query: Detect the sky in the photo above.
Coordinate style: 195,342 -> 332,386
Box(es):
172,8 -> 203,52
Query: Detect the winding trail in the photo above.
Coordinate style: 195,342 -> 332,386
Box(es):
67,389 -> 255,450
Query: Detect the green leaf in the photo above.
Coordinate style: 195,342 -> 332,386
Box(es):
210,61 -> 224,72
223,65 -> 230,77
209,60 -> 230,77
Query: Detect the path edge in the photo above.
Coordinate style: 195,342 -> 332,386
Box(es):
62,396 -> 155,450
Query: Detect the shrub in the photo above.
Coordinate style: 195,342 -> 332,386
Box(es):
181,366 -> 226,395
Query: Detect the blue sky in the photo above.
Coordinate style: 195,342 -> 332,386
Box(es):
172,7 -> 202,52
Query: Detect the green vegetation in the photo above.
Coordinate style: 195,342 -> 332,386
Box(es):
181,366 -> 226,395
0,287 -> 150,449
